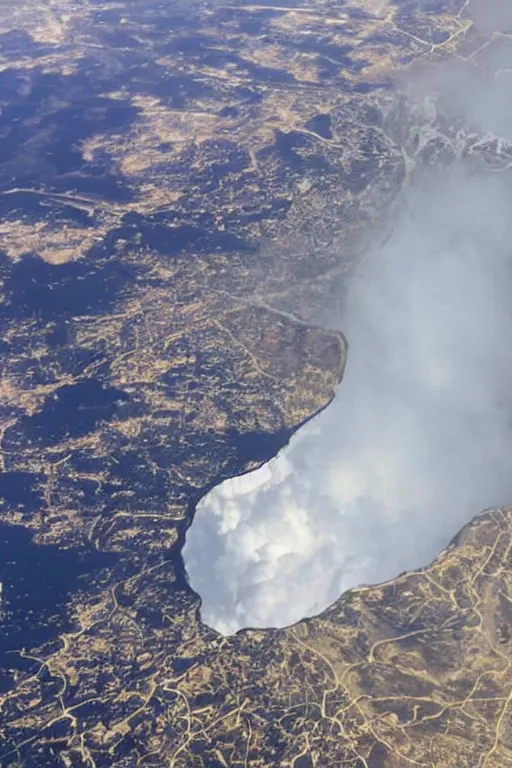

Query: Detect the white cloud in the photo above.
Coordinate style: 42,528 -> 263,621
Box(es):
184,164 -> 512,635
470,0 -> 512,32
184,3 -> 512,635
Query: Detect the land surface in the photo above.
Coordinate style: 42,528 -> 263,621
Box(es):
1,0 -> 512,765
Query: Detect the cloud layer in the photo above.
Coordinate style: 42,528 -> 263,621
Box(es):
184,5 -> 512,636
